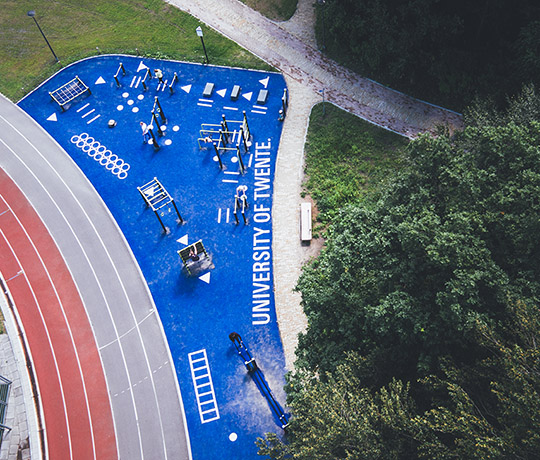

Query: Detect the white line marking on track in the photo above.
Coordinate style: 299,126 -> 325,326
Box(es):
251,110 -> 266,115
248,154 -> 253,168
253,105 -> 267,110
226,208 -> 230,223
135,76 -> 141,88
217,208 -> 222,223
130,76 -> 136,88
197,103 -> 213,108
224,171 -> 240,175
0,224 -> 76,459
222,179 -> 239,183
223,106 -> 238,111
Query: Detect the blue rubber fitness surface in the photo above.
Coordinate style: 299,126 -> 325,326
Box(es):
18,55 -> 288,460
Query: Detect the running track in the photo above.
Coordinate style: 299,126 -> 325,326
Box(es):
0,94 -> 190,458
0,169 -> 116,459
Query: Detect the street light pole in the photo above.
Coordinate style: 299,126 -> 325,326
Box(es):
27,10 -> 60,63
196,26 -> 209,64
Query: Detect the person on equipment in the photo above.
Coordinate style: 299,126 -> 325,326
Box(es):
154,68 -> 164,83
140,121 -> 150,143
236,185 -> 248,208
188,245 -> 200,262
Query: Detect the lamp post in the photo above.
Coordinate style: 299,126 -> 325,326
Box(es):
27,10 -> 59,63
317,0 -> 326,51
196,26 -> 209,64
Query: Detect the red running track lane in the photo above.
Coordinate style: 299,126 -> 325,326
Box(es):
0,169 -> 117,460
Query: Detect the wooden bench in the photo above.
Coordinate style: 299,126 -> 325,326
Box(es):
256,89 -> 268,104
300,202 -> 312,242
203,82 -> 215,97
231,85 -> 241,100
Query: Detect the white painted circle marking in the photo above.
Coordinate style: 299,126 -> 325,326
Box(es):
231,156 -> 238,163
132,107 -> 139,113
161,125 -> 167,131
213,155 -> 219,162
137,94 -> 144,100
122,92 -> 129,98
127,99 -> 134,106
165,139 -> 172,146
173,125 -> 180,132
229,433 -> 238,442
117,105 -> 124,111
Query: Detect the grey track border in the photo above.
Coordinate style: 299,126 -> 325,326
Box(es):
0,93 -> 191,460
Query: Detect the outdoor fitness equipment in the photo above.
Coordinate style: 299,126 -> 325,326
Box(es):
137,177 -> 183,233
228,332 -> 289,429
141,68 -> 153,91
233,186 -> 249,224
177,240 -> 209,276
49,76 -> 91,111
198,112 -> 252,172
169,72 -> 178,94
113,62 -> 126,87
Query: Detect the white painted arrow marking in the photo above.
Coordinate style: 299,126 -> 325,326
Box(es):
181,84 -> 192,93
259,76 -> 269,88
177,235 -> 189,245
199,272 -> 211,284
47,113 -> 57,122
243,92 -> 253,101
95,76 -> 106,85
137,61 -> 149,72
216,89 -> 227,97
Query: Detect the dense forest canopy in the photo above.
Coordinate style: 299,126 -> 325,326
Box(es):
318,0 -> 540,110
258,87 -> 540,459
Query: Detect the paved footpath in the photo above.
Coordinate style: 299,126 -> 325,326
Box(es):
166,0 -> 463,138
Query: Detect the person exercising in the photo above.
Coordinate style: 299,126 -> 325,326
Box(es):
188,245 -> 200,262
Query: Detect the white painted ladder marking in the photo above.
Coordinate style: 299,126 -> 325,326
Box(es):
188,349 -> 220,423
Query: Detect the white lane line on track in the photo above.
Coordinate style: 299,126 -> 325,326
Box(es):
0,113 -> 178,460
0,226 -> 74,459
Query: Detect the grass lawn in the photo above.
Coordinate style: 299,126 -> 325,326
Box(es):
303,103 -> 408,225
239,0 -> 298,21
0,0 -> 272,102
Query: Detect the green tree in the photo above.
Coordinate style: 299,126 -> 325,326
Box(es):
258,302 -> 540,459
296,108 -> 540,381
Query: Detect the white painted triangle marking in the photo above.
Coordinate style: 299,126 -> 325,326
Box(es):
95,76 -> 106,85
259,76 -> 269,88
216,89 -> 226,97
243,92 -> 253,101
181,84 -> 192,93
47,113 -> 57,122
199,272 -> 211,284
177,235 -> 189,245
137,61 -> 149,72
